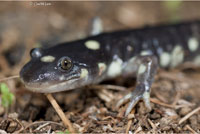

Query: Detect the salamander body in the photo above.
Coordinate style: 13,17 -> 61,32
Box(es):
20,21 -> 200,116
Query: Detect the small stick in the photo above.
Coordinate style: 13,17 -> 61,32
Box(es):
35,122 -> 50,131
88,84 -> 127,91
150,98 -> 175,108
17,121 -> 64,133
172,92 -> 181,107
179,107 -> 200,125
0,75 -> 19,82
126,119 -> 132,134
185,125 -> 198,134
126,109 -> 135,134
147,118 -> 157,133
134,126 -> 142,134
46,93 -> 76,133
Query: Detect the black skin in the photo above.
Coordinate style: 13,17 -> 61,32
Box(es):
20,21 -> 200,115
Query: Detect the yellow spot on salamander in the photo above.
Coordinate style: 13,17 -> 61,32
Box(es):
140,50 -> 152,56
107,56 -> 123,77
194,55 -> 200,66
138,64 -> 146,74
80,68 -> 88,78
85,40 -> 100,50
98,63 -> 107,75
160,52 -> 171,67
40,55 -> 55,63
188,37 -> 199,52
170,45 -> 184,67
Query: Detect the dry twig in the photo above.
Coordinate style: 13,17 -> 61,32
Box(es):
179,107 -> 200,125
0,75 -> 19,82
35,122 -> 50,131
150,98 -> 174,108
185,125 -> 198,134
46,94 -> 76,133
17,121 -> 64,133
147,118 -> 157,133
88,84 -> 127,91
126,109 -> 135,134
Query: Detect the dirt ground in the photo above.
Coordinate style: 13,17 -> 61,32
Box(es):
0,1 -> 199,133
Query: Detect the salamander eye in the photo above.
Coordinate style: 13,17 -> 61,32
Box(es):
59,57 -> 73,70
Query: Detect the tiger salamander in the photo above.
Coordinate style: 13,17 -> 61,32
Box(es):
20,21 -> 200,116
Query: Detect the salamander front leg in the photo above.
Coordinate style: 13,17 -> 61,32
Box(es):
117,56 -> 158,116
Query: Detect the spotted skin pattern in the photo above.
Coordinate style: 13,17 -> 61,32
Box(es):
20,21 -> 200,116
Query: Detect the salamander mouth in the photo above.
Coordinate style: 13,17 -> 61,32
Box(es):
22,77 -> 80,93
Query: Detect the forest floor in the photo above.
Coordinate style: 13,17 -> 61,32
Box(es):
0,2 -> 199,133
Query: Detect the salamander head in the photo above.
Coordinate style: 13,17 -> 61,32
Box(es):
20,48 -> 89,93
